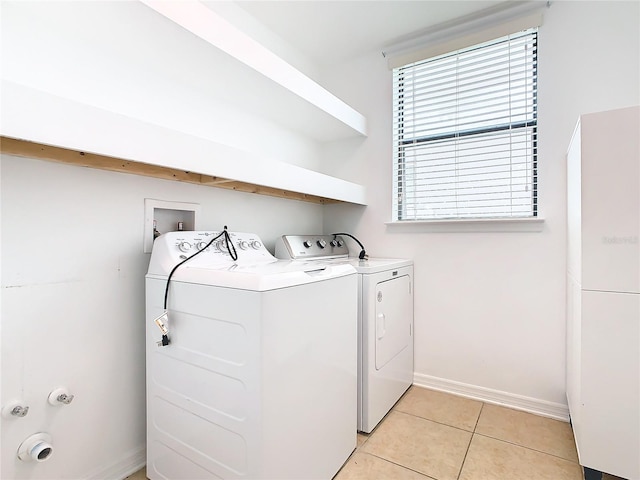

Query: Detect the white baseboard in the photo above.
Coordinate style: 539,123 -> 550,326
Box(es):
86,445 -> 146,480
413,373 -> 569,422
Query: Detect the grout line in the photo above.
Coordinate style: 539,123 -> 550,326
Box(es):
473,402 -> 485,433
355,433 -> 370,451
355,451 -> 439,480
392,409 -> 478,434
456,402 -> 485,479
472,432 -> 580,464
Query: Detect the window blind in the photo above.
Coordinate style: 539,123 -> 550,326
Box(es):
392,28 -> 538,221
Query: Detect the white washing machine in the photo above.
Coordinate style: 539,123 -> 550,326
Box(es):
146,230 -> 358,480
275,235 -> 414,433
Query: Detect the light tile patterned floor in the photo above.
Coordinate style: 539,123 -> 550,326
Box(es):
128,386 -> 626,480
335,386 -> 624,480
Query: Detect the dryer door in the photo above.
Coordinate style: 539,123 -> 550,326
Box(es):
375,275 -> 412,370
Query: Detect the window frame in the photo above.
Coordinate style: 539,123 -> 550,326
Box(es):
392,29 -> 539,223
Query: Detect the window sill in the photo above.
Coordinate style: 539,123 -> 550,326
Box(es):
385,217 -> 545,233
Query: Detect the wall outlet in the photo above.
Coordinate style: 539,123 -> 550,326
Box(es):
144,199 -> 201,253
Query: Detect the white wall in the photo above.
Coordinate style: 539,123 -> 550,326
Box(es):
0,155 -> 323,479
321,1 -> 640,416
0,2 -> 329,479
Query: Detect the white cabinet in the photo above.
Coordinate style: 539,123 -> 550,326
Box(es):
580,291 -> 639,476
566,105 -> 639,480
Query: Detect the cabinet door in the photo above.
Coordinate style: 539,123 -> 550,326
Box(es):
580,290 -> 639,479
580,106 -> 640,293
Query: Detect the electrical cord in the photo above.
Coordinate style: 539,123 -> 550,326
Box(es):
159,226 -> 238,346
331,232 -> 367,260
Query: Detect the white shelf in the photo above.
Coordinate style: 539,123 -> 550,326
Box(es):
140,0 -> 367,142
0,1 -> 368,204
1,81 -> 367,205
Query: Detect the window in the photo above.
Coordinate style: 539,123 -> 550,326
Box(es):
392,28 -> 538,221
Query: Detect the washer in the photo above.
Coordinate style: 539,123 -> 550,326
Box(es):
146,231 -> 358,480
275,235 -> 414,433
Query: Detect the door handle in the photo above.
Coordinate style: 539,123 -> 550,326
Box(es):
376,313 -> 386,340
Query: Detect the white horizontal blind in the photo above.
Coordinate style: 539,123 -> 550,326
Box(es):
393,28 -> 538,221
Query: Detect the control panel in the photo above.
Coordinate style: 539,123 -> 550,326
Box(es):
275,235 -> 350,260
148,231 -> 276,275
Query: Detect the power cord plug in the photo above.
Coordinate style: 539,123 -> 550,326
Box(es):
154,311 -> 171,347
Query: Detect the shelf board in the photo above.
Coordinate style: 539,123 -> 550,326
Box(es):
0,136 -> 342,205
140,0 -> 367,141
1,80 -> 366,205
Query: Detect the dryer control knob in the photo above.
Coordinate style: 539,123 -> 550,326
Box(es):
303,240 -> 313,248
196,241 -> 209,251
317,239 -> 327,249
238,240 -> 249,250
178,242 -> 192,252
250,240 -> 262,250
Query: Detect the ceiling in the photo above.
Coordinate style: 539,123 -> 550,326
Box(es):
235,1 -> 506,68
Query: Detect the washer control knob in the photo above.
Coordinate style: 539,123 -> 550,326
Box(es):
216,240 -> 228,252
196,241 -> 209,251
303,240 -> 313,248
317,239 -> 327,249
177,242 -> 192,252
330,239 -> 339,247
238,240 -> 249,250
336,240 -> 344,247
250,240 -> 262,250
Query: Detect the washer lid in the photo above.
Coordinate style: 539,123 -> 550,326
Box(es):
147,260 -> 356,291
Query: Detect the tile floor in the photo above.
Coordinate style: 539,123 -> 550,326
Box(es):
128,386 -> 626,480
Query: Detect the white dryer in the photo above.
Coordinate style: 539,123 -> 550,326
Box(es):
275,235 -> 414,433
146,230 -> 358,480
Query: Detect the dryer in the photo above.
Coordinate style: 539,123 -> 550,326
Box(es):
275,235 -> 414,433
146,230 -> 358,479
